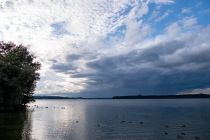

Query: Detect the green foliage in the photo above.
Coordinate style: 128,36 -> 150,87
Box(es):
0,42 -> 41,108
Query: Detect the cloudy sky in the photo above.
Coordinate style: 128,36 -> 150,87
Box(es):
0,0 -> 210,97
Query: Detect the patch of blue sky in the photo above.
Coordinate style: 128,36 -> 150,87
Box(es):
103,24 -> 127,48
107,4 -> 132,24
193,0 -> 210,26
171,0 -> 210,26
50,21 -> 70,38
110,24 -> 127,38
143,3 -> 178,36
142,0 -> 210,37
118,4 -> 132,17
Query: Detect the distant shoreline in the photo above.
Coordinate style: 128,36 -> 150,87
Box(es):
34,94 -> 210,100
33,96 -> 111,100
112,94 -> 210,99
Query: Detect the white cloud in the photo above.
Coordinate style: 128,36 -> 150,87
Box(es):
165,22 -> 180,37
164,16 -> 198,38
156,10 -> 171,22
125,20 -> 151,46
182,17 -> 197,28
178,88 -> 210,95
151,0 -> 174,5
181,8 -> 191,14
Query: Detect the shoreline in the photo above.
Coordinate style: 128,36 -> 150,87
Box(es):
33,94 -> 210,100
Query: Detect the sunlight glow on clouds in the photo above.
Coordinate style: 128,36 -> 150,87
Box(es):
0,0 -> 210,97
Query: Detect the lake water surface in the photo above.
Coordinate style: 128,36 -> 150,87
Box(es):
1,99 -> 210,140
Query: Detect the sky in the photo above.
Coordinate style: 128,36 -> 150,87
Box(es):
0,0 -> 210,97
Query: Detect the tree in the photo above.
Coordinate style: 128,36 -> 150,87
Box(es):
0,42 -> 41,108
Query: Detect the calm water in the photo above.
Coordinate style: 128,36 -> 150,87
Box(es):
1,99 -> 210,140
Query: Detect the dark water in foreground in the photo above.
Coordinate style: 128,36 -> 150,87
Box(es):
1,99 -> 210,140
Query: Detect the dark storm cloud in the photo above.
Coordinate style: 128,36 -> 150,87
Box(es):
52,63 -> 75,72
51,26 -> 210,96
82,40 -> 210,95
51,54 -> 82,73
52,52 -> 100,74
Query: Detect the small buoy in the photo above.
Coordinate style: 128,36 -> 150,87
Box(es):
165,125 -> 169,128
139,121 -> 144,124
177,135 -> 183,139
181,132 -> 185,135
182,124 -> 186,128
194,136 -> 200,140
164,132 -> 168,135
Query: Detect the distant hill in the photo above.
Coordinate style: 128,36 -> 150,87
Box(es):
33,96 -> 83,99
112,94 -> 210,99
33,96 -> 110,99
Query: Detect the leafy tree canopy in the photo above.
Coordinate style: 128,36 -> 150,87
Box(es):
0,42 -> 41,108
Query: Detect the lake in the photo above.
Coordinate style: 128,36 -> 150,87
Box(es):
1,99 -> 210,140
